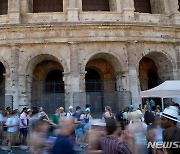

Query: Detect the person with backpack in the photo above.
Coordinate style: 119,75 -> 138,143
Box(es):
116,109 -> 126,130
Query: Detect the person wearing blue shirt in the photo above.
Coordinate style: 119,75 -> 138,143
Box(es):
52,117 -> 75,154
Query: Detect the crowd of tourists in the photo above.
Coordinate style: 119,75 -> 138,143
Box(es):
0,101 -> 180,154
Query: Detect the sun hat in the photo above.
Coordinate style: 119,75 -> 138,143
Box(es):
162,108 -> 180,122
85,108 -> 90,113
27,109 -> 32,112
59,107 -> 64,110
69,106 -> 73,109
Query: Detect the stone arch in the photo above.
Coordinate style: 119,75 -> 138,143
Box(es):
20,52 -> 69,75
32,60 -> 63,82
0,56 -> 9,110
0,56 -> 10,75
138,51 -> 175,90
29,55 -> 66,114
137,50 -> 176,70
81,52 -> 125,74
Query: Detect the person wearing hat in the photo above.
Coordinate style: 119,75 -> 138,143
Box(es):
59,107 -> 66,125
161,107 -> 180,154
67,106 -> 73,117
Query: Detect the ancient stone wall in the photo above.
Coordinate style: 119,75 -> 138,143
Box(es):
0,0 -> 179,110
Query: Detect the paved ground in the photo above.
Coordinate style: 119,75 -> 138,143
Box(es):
0,147 -> 29,154
0,146 -> 86,154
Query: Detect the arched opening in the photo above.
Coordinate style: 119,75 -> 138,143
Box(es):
85,68 -> 101,92
82,0 -> 110,11
85,59 -> 116,92
147,68 -> 158,89
33,0 -> 63,13
45,70 -> 64,93
139,57 -> 158,90
85,55 -> 120,113
178,0 -> 180,12
31,60 -> 65,115
139,52 -> 174,108
0,0 -> 8,15
0,62 -> 5,109
134,0 -> 152,13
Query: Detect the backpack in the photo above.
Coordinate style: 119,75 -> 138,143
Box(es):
116,111 -> 124,122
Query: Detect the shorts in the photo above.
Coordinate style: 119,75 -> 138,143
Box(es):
8,131 -> 18,145
20,128 -> 28,137
75,128 -> 83,138
84,124 -> 90,132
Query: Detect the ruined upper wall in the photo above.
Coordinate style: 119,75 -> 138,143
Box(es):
0,0 -> 179,25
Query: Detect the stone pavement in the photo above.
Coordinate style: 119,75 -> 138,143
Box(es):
0,146 -> 86,154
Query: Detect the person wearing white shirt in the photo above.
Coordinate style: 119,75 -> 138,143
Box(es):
66,106 -> 73,117
19,107 -> 28,145
6,110 -> 19,146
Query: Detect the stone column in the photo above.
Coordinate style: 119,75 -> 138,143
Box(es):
67,42 -> 86,108
8,45 -> 20,109
67,0 -> 79,21
18,75 -> 31,110
63,72 -> 71,110
4,74 -> 13,109
128,67 -> 141,108
126,42 -> 141,108
176,45 -> 180,79
20,0 -> 33,13
109,0 -> 122,12
115,72 -> 123,91
8,0 -> 21,24
168,0 -> 180,24
122,0 -> 134,21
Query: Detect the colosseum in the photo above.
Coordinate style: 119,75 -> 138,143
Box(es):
0,0 -> 180,114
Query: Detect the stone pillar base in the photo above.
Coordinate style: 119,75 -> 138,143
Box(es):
169,12 -> 180,25
123,8 -> 134,22
9,12 -> 21,24
67,8 -> 79,22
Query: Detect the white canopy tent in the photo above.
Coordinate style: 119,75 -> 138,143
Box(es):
140,80 -> 180,110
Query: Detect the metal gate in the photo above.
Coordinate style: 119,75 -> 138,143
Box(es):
73,91 -> 131,114
0,85 -> 5,110
31,82 -> 65,116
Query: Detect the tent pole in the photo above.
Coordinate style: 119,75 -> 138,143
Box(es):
161,98 -> 164,111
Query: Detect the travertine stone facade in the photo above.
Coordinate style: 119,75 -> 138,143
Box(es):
0,0 -> 180,111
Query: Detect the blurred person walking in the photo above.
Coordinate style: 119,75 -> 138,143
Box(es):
52,117 -> 75,154
88,119 -> 106,153
29,118 -> 49,154
126,111 -> 148,154
147,116 -> 164,154
101,118 -> 132,154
